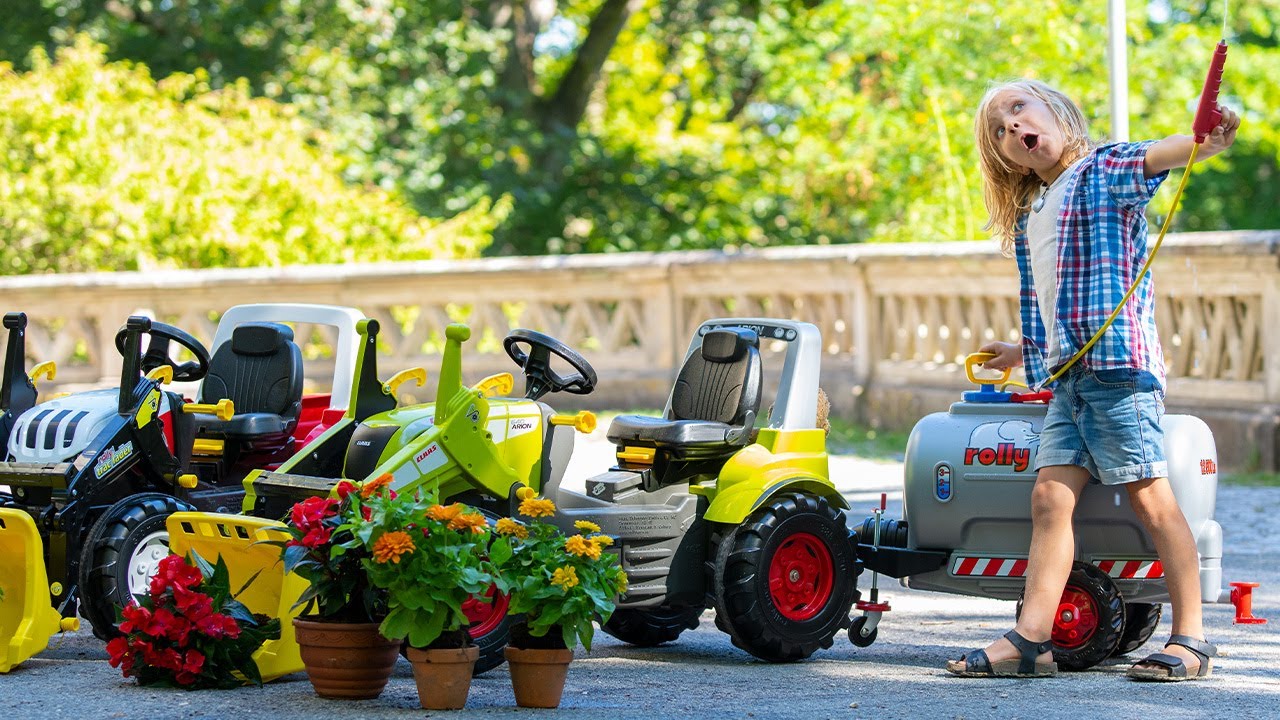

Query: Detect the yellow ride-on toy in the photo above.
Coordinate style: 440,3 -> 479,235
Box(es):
178,318 -> 860,675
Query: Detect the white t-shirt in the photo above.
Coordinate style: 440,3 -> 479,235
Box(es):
1026,160 -> 1084,371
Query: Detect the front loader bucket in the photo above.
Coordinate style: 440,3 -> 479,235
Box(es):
167,512 -> 306,681
0,509 -> 78,672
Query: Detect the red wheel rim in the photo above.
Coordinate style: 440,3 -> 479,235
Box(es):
464,584 -> 509,638
1052,586 -> 1099,650
767,532 -> 835,621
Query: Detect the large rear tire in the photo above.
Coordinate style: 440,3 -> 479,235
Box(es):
602,605 -> 704,647
712,492 -> 858,662
464,585 -> 513,675
1016,561 -> 1124,671
79,493 -> 193,640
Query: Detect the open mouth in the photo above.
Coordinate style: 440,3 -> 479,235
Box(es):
1022,134 -> 1040,152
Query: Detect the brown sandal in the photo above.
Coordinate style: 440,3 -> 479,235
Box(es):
1127,635 -> 1216,682
946,629 -> 1057,678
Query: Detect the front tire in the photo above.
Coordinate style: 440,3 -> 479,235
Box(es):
79,493 -> 193,639
602,605 -> 704,647
712,492 -> 858,662
464,586 -> 513,675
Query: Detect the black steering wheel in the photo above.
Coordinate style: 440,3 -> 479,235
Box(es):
114,320 -> 211,383
502,329 -> 598,401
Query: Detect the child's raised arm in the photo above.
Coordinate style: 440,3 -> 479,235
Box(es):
1143,106 -> 1241,178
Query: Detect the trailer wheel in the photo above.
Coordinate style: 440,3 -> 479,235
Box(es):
463,584 -> 513,675
1016,561 -> 1124,671
1112,602 -> 1162,657
712,492 -> 858,662
603,605 -> 704,647
79,493 -> 193,640
848,615 -> 878,647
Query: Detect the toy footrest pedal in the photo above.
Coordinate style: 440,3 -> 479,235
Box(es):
166,512 -> 306,681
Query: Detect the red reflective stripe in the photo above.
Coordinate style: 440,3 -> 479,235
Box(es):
1145,561 -> 1165,578
1097,560 -> 1116,575
1120,561 -> 1141,578
956,557 -> 979,575
982,560 -> 1006,576
1010,559 -> 1028,577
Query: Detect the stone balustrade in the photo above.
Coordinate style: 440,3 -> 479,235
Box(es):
4,230 -> 1277,470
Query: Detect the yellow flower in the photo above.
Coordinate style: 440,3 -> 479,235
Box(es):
551,565 -> 579,591
494,518 -> 528,539
518,495 -> 556,518
428,503 -> 463,523
574,520 -> 601,534
450,512 -> 488,534
372,530 -> 415,564
564,534 -> 601,560
615,569 -> 629,594
361,473 -> 394,498
591,534 -> 614,548
515,486 -> 537,501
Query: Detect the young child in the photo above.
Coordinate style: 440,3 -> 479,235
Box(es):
944,80 -> 1239,681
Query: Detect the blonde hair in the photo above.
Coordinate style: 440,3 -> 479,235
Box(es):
974,80 -> 1095,254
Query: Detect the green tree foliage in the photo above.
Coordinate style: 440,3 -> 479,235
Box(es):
5,1 -> 1279,258
0,38 -> 505,274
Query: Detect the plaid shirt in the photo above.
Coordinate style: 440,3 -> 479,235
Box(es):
1014,141 -> 1170,389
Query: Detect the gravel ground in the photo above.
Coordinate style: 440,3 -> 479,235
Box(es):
3,433 -> 1276,719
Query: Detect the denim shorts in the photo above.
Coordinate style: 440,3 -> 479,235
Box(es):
1033,366 -> 1168,485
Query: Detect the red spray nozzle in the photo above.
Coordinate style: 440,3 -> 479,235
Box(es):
1192,41 -> 1228,143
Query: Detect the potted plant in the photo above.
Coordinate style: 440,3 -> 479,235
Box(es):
106,551 -> 280,689
490,487 -> 628,708
273,475 -> 395,699
356,495 -> 498,710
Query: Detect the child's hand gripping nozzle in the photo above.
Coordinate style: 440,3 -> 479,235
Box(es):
1192,41 -> 1228,143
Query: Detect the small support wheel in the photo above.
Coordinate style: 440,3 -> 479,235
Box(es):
849,615 -> 878,648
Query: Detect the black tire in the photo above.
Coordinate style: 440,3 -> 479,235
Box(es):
1016,561 -> 1124,671
712,492 -> 859,662
467,589 -> 514,675
602,605 -> 704,647
848,615 -> 878,647
79,493 -> 193,640
1113,602 -> 1162,657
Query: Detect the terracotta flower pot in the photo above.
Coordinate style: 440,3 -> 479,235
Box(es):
404,645 -> 480,710
504,646 -> 574,708
292,618 -> 401,699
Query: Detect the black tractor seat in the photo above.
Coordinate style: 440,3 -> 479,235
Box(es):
191,322 -> 303,441
607,327 -> 761,460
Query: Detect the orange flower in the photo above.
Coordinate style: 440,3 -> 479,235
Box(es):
518,495 -> 556,518
494,518 -> 528,539
551,566 -> 579,591
449,512 -> 488,534
372,530 -> 415,564
591,535 -> 615,548
564,535 -> 601,560
428,503 -> 463,523
361,473 -> 394,498
574,520 -> 601,534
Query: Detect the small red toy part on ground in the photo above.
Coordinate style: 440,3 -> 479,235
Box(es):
1229,582 -> 1267,625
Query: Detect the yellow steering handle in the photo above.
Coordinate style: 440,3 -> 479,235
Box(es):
384,367 -> 428,396
146,366 -> 174,384
964,352 -> 1012,386
474,372 -> 514,398
30,360 -> 56,386
549,410 -> 597,434
182,398 -> 235,421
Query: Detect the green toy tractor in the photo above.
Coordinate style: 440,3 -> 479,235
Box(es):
190,317 -> 860,673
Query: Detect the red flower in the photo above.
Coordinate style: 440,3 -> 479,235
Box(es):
290,496 -> 338,531
149,555 -> 203,597
335,480 -> 357,500
119,603 -> 152,635
106,636 -> 133,674
195,612 -> 241,640
361,505 -> 372,521
182,649 -> 205,675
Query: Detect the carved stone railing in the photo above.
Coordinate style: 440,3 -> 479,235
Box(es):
4,230 -> 1278,469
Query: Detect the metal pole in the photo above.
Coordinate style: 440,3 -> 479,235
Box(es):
1107,0 -> 1130,141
